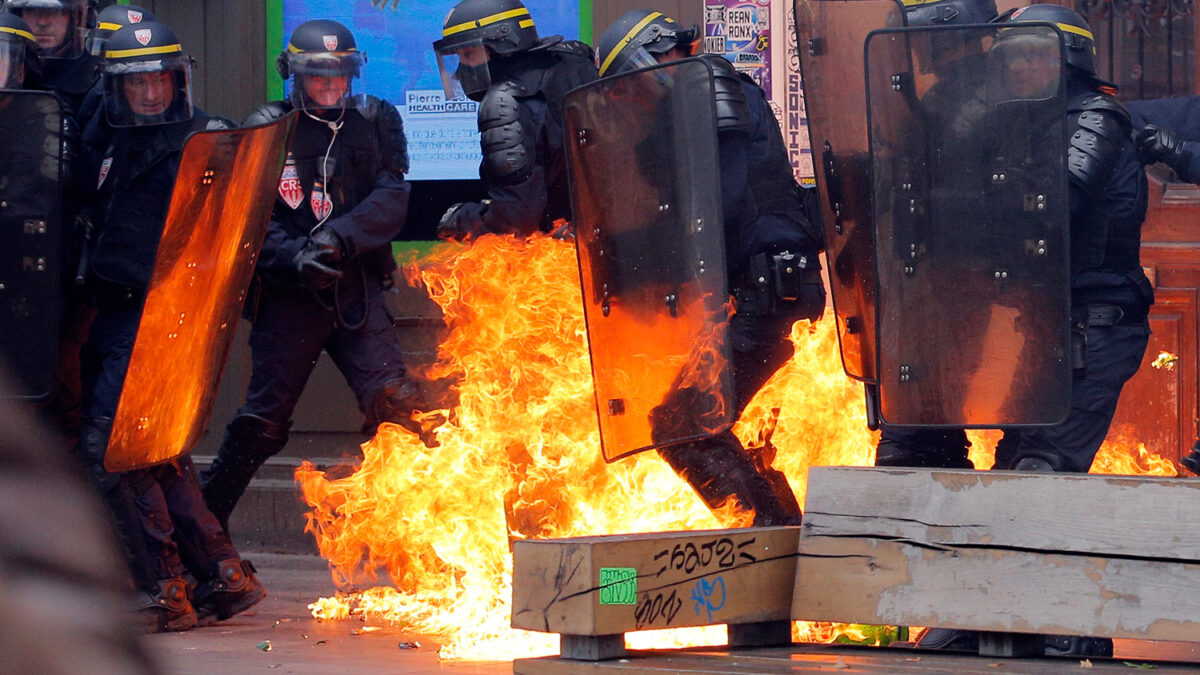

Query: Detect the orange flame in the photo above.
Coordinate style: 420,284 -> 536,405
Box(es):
296,234 -> 1176,660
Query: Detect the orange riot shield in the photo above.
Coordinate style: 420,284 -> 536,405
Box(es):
105,113 -> 297,471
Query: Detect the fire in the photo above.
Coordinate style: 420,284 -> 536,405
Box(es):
295,233 -> 1176,660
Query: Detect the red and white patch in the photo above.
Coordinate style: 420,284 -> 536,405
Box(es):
97,157 -> 113,189
127,10 -> 143,23
134,28 -> 152,45
310,186 -> 333,222
322,34 -> 338,51
1010,6 -> 1028,19
278,162 -> 303,210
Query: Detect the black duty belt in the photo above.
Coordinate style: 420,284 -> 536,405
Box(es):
1082,303 -> 1145,327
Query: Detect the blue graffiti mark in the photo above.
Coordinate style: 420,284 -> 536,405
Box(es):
691,576 -> 727,622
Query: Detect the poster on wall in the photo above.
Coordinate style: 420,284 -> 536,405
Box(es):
280,1 -> 580,180
778,3 -> 814,184
703,0 -> 772,93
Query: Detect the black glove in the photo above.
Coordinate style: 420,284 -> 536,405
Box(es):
1135,124 -> 1192,171
436,201 -> 485,242
294,228 -> 344,290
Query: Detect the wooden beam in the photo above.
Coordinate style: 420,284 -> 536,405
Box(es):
792,467 -> 1200,643
512,527 -> 799,642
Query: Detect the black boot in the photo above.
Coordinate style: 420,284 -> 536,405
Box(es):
659,434 -> 801,526
367,378 -> 445,448
915,628 -> 980,651
134,577 -> 197,633
193,558 -> 267,626
200,414 -> 289,530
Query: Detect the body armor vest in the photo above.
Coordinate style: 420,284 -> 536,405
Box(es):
251,97 -> 397,278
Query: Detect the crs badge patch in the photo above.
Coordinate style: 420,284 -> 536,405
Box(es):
310,184 -> 333,222
97,156 -> 113,189
278,157 -> 303,210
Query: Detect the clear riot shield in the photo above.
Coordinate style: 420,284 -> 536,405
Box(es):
0,91 -> 65,400
565,58 -> 733,462
793,0 -> 904,383
105,113 -> 298,471
866,24 -> 1071,426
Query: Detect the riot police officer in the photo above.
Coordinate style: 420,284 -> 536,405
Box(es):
914,6 -> 1151,657
593,10 -> 825,526
433,0 -> 597,239
988,4 -> 1152,475
3,0 -> 96,113
201,19 -> 438,531
78,21 -> 264,631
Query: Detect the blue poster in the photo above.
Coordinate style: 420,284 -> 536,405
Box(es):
281,1 -> 581,180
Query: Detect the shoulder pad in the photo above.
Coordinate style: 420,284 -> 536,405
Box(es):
478,80 -> 531,185
355,95 -> 383,122
1070,93 -> 1133,130
375,98 -> 409,175
205,116 -> 237,131
1068,104 -> 1128,197
549,39 -> 595,63
243,101 -> 291,127
698,54 -> 750,133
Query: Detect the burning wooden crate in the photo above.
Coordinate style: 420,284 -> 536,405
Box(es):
511,527 -> 800,660
794,466 -> 1200,656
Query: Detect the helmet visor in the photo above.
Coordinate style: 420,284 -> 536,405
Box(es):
610,45 -> 660,76
103,54 -> 193,126
435,44 -> 490,101
989,28 -> 1062,101
0,40 -> 28,89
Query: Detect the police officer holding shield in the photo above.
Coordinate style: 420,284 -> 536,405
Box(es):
78,21 -> 264,632
986,5 -> 1152,476
201,19 -> 440,531
433,0 -> 597,240
592,10 -> 825,526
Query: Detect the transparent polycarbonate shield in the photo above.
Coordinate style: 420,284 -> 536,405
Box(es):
106,113 -> 298,471
0,91 -> 65,400
793,0 -> 905,383
565,58 -> 733,462
866,24 -> 1070,426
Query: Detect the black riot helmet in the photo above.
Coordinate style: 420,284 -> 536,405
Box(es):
901,0 -> 997,27
86,4 -> 154,57
433,0 -> 539,57
276,19 -> 366,112
3,0 -> 96,59
0,12 -> 40,88
595,10 -> 699,78
101,21 -> 193,127
431,0 -> 540,101
999,4 -> 1096,77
